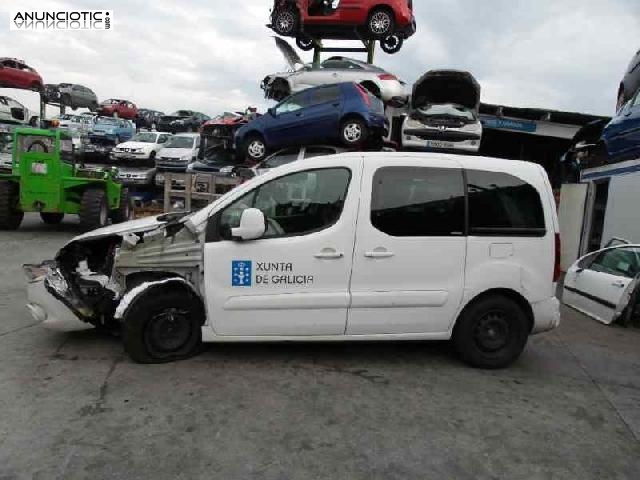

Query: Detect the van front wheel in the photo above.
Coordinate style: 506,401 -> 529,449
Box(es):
453,295 -> 529,369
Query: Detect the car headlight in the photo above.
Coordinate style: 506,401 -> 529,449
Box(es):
219,166 -> 234,174
180,155 -> 191,161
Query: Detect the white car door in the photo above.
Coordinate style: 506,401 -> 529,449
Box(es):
202,160 -> 362,336
347,156 -> 467,335
563,246 -> 640,324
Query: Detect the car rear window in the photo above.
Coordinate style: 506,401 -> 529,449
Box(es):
467,170 -> 546,236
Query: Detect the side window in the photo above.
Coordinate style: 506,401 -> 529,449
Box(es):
371,167 -> 465,237
467,170 -> 546,236
631,91 -> 640,108
158,134 -> 169,143
214,168 -> 351,241
590,248 -> 640,278
309,86 -> 341,106
275,93 -> 308,115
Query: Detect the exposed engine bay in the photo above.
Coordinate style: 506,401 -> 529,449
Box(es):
34,213 -> 205,331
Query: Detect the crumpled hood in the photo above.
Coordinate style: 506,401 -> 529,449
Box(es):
157,147 -> 193,158
412,70 -> 481,111
69,215 -> 169,244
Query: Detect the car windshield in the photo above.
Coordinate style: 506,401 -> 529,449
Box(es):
164,136 -> 194,148
171,111 -> 192,117
261,150 -> 300,169
97,118 -> 119,126
58,114 -> 74,121
131,132 -> 158,143
417,103 -> 476,120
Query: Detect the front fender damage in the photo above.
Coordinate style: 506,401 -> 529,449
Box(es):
37,218 -> 205,331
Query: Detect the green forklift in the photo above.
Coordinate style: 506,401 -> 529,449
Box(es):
0,127 -> 131,231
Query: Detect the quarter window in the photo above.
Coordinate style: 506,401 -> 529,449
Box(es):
216,168 -> 351,240
371,167 -> 465,237
309,86 -> 341,105
467,170 -> 545,236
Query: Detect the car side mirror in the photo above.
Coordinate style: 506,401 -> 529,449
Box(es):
231,208 -> 266,241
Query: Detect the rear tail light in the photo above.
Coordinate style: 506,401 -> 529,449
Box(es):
378,74 -> 397,81
554,233 -> 561,282
355,84 -> 371,107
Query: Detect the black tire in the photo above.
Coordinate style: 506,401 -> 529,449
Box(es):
0,181 -> 23,230
61,94 -> 71,107
453,295 -> 529,369
367,8 -> 395,38
296,35 -> 315,51
340,118 -> 369,147
111,187 -> 132,224
123,287 -> 203,363
79,187 -> 108,231
273,7 -> 298,36
380,34 -> 404,54
244,134 -> 268,162
40,212 -> 64,224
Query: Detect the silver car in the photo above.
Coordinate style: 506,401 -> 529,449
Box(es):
262,38 -> 406,103
44,83 -> 99,111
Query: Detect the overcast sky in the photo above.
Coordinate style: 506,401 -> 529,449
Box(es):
1,0 -> 638,118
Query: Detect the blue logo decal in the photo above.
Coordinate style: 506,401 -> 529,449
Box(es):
232,261 -> 252,287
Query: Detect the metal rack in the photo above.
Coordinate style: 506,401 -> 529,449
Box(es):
310,37 -> 377,66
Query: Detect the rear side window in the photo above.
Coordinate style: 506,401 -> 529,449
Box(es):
309,86 -> 341,105
467,170 -> 545,236
371,167 -> 465,237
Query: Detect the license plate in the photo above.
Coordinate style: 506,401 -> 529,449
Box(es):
31,163 -> 47,174
426,140 -> 455,149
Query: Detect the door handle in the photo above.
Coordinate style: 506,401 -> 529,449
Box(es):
314,250 -> 344,260
365,250 -> 395,259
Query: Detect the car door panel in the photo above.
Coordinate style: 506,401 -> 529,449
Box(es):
203,162 -> 362,336
347,157 -> 467,335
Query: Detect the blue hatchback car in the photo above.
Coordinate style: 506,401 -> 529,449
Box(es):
235,82 -> 388,161
601,89 -> 640,163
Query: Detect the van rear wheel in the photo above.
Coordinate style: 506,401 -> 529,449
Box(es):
453,295 -> 529,369
79,187 -> 108,231
0,181 -> 23,230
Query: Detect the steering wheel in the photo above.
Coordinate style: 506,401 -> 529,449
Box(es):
266,217 -> 285,237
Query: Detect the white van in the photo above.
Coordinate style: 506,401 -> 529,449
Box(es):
24,152 -> 561,368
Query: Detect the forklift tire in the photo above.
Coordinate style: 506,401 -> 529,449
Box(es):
111,188 -> 133,224
40,212 -> 64,224
79,187 -> 108,232
0,181 -> 23,230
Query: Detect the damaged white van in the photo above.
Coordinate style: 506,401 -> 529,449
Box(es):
24,152 -> 561,368
401,70 -> 483,153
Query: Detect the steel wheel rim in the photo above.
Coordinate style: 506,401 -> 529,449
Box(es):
248,140 -> 265,158
474,311 -> 510,352
343,123 -> 362,142
146,308 -> 192,352
277,11 -> 295,33
370,12 -> 391,34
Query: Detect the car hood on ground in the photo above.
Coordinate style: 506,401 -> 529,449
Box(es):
412,70 -> 481,111
157,147 -> 193,158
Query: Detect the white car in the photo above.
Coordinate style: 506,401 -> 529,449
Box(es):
25,152 -> 561,368
563,243 -> 640,325
402,70 -> 483,153
0,96 -> 37,126
111,131 -> 172,162
155,133 -> 201,172
55,114 -> 95,133
262,38 -> 406,103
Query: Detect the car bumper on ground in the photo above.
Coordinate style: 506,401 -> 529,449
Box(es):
24,268 -> 93,333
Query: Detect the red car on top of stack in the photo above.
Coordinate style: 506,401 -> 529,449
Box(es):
97,99 -> 138,120
0,58 -> 44,91
268,0 -> 416,54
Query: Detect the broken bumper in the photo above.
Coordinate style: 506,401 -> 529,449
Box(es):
24,264 -> 93,332
530,296 -> 561,334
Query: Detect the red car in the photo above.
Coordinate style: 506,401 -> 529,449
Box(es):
0,58 -> 43,91
97,99 -> 138,120
269,0 -> 416,53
